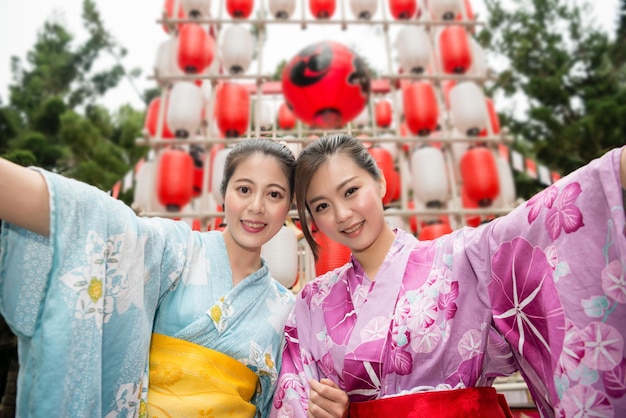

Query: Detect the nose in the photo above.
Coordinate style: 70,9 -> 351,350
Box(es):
248,194 -> 265,214
334,202 -> 351,224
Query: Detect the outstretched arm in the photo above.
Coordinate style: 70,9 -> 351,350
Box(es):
0,158 -> 50,237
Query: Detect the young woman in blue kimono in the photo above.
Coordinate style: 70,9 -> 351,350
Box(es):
0,138 -> 296,417
271,134 -> 626,418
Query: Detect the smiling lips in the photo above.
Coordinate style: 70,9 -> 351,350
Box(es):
241,220 -> 266,231
342,221 -> 364,234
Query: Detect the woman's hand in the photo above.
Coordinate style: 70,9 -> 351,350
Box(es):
307,378 -> 349,418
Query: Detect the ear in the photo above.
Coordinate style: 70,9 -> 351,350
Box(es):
378,171 -> 387,199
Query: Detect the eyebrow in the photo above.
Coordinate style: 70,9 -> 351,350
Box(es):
233,178 -> 288,192
308,176 -> 358,205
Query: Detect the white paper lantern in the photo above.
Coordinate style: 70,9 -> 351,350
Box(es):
257,100 -> 274,131
449,81 -> 487,136
430,0 -> 463,20
268,0 -> 296,19
261,225 -> 299,288
384,208 -> 408,231
167,82 -> 204,139
211,147 -> 232,205
395,25 -> 432,74
410,146 -> 449,208
495,156 -> 516,208
133,160 -> 166,213
154,37 -> 184,87
220,24 -> 254,75
182,0 -> 211,18
468,36 -> 488,78
349,0 -> 377,19
281,135 -> 301,159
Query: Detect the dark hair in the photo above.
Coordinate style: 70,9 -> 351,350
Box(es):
295,134 -> 380,260
220,138 -> 297,201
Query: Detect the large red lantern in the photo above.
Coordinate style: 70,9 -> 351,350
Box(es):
310,0 -> 336,18
215,82 -> 250,138
368,146 -> 397,205
375,99 -> 392,128
177,23 -> 215,74
389,0 -> 418,19
281,41 -> 371,129
145,97 -> 175,139
314,230 -> 352,276
278,102 -> 297,130
226,0 -> 254,18
460,146 -> 500,207
438,25 -> 472,74
157,149 -> 195,211
403,81 -> 439,136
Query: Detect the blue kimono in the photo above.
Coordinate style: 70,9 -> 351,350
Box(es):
0,169 -> 295,417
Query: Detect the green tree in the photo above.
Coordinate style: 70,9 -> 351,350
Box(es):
479,0 -> 626,197
0,0 -> 147,200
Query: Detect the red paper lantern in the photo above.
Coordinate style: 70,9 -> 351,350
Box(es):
460,146 -> 499,207
418,222 -> 453,240
461,186 -> 481,227
281,41 -> 371,129
485,98 -> 501,135
177,23 -> 215,74
375,100 -> 392,128
368,146 -> 397,205
157,149 -> 195,211
310,0 -> 336,18
190,145 -> 205,197
226,0 -> 254,18
162,0 -> 184,33
278,102 -> 297,130
389,0 -> 418,19
314,230 -> 352,276
403,81 -> 439,136
439,26 -> 472,74
145,97 -> 175,139
215,82 -> 250,138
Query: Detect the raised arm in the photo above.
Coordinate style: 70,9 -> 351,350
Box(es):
0,157 -> 50,237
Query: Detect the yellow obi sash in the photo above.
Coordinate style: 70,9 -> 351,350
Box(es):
147,333 -> 259,418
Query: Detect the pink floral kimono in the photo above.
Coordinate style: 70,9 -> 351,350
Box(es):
271,147 -> 626,417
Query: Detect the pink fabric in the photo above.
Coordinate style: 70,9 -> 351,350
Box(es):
271,147 -> 626,418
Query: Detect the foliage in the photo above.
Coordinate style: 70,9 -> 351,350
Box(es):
0,0 -> 148,205
479,0 -> 626,197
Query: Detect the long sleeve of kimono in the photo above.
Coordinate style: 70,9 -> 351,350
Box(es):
0,170 -> 191,417
270,304 -> 321,418
463,146 -> 626,416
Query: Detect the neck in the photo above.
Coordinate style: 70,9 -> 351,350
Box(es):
222,230 -> 262,286
352,224 -> 396,281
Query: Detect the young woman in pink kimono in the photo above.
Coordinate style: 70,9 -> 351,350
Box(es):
270,134 -> 626,418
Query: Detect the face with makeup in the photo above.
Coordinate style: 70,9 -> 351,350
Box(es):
306,152 -> 389,259
222,152 -> 292,255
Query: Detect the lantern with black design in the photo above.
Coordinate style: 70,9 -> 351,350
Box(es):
281,41 -> 371,129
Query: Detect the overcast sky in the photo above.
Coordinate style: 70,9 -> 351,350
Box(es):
0,0 -> 619,111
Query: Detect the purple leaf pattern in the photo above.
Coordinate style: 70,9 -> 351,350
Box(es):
544,182 -> 584,240
602,357 -> 626,399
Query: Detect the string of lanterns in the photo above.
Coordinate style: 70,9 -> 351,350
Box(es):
119,0 -> 557,289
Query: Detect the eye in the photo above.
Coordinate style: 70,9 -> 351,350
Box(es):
237,186 -> 251,194
314,202 -> 329,213
269,190 -> 284,199
345,187 -> 358,197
